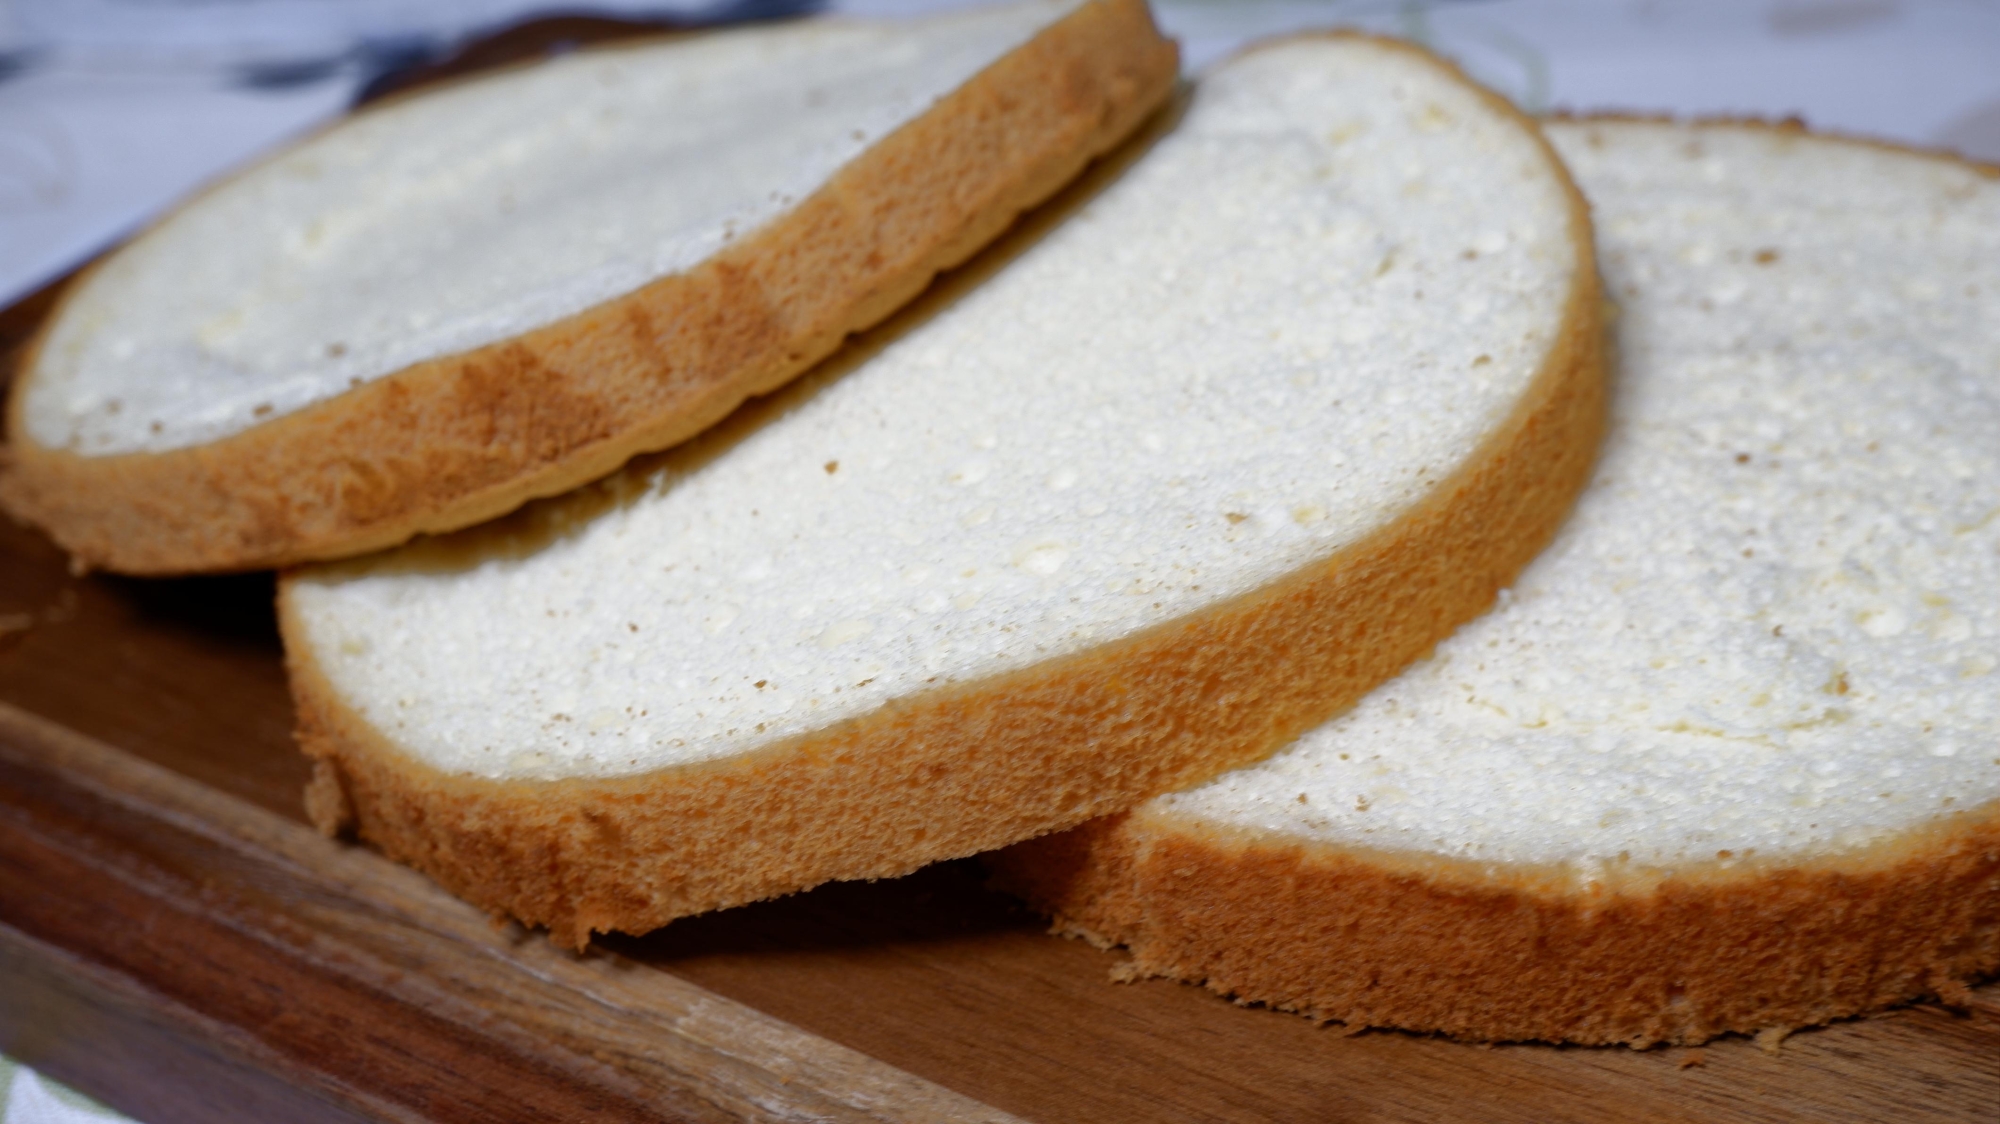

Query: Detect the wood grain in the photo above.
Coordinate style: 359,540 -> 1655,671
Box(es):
0,701 -> 1026,1124
3,439 -> 1997,1124
2,19 -> 1996,1122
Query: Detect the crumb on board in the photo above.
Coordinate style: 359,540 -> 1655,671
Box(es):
1755,1026 -> 1792,1054
1678,1049 -> 1709,1069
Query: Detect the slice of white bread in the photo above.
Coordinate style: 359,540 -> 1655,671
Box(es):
992,119 -> 2000,1047
279,34 -> 1605,948
0,0 -> 1175,575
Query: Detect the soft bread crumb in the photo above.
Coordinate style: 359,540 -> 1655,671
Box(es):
279,33 -> 1604,945
293,36 -> 1580,786
24,1 -> 1091,458
1754,1027 -> 1791,1055
992,120 -> 2000,1047
1144,120 -> 2000,869
2,0 -> 1176,573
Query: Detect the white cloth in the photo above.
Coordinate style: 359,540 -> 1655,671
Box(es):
3,1 -> 1998,306
0,1062 -> 125,1124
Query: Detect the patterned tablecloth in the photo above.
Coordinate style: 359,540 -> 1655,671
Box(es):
1,1 -> 1995,1120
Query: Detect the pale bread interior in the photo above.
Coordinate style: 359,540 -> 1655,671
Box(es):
21,0 -> 1083,458
1147,121 -> 2000,879
286,37 -> 1581,785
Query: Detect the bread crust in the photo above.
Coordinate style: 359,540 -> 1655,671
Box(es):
0,0 -> 1178,575
988,803 -> 2000,1047
279,33 -> 1608,949
988,119 -> 2000,1048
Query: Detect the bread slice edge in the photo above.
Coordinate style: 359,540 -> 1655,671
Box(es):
988,797 -> 2000,1047
0,0 -> 1178,575
278,44 -> 1607,945
986,119 -> 2000,1049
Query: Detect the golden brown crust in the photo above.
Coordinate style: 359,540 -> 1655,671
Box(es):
279,36 -> 1609,949
988,116 -> 2000,1049
0,0 -> 1179,575
988,804 -> 2000,1047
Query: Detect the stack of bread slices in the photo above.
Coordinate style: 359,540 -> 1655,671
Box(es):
3,0 -> 1993,1047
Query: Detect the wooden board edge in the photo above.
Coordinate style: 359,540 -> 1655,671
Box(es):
0,920 -> 392,1124
0,700 -> 1027,1124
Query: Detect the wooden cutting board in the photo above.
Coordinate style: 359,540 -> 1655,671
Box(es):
2,31 -> 1997,1124
4,289 -> 1998,1124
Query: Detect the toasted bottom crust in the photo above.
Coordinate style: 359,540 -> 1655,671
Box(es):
281,147 -> 1608,948
0,0 -> 1178,575
987,804 -> 2000,1046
